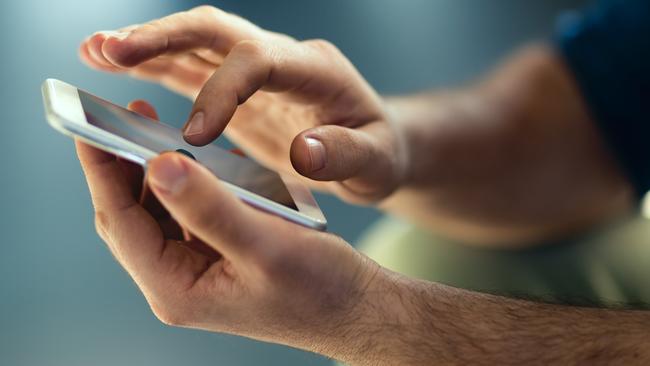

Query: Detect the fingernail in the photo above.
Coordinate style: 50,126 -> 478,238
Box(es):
148,155 -> 187,195
97,30 -> 131,41
305,137 -> 326,172
184,112 -> 205,137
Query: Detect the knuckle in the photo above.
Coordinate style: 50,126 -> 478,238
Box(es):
255,250 -> 283,279
211,216 -> 249,246
94,211 -> 110,241
149,14 -> 179,30
144,10 -> 188,32
232,39 -> 267,60
251,225 -> 292,277
304,38 -> 340,55
151,303 -> 188,327
137,22 -> 159,34
185,205 -> 223,234
186,203 -> 246,244
191,5 -> 223,18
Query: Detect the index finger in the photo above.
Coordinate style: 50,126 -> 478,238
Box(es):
182,39 -> 368,146
97,6 -> 267,68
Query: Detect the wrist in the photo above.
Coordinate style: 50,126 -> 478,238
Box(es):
284,254 -> 402,366
381,98 -> 415,192
262,251 -> 390,365
318,262 -> 424,366
381,91 -> 477,189
381,96 -> 426,190
323,264 -> 455,366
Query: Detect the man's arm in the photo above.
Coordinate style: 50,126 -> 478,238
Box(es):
327,268 -> 650,366
81,5 -> 637,247
75,101 -> 649,366
379,44 -> 633,246
379,0 -> 650,246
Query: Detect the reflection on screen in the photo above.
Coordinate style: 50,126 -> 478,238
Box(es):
78,91 -> 297,210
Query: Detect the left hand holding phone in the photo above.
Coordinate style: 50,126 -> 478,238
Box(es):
77,100 -> 380,358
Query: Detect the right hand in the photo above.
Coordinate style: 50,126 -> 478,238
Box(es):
79,5 -> 409,204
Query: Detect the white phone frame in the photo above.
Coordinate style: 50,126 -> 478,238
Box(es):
42,78 -> 327,231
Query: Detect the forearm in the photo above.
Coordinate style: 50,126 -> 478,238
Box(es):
377,44 -> 632,246
385,44 -> 584,188
379,86 -> 531,244
328,268 -> 650,366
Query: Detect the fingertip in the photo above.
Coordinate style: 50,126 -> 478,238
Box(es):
79,41 -> 108,72
147,152 -> 189,196
182,111 -> 205,138
181,137 -> 209,147
78,41 -> 95,66
87,33 -> 107,59
148,149 -> 268,258
182,111 -> 223,147
102,35 -> 141,67
291,126 -> 380,185
127,99 -> 159,120
182,95 -> 237,146
87,33 -> 123,71
149,150 -> 186,168
290,133 -> 316,177
182,131 -> 207,146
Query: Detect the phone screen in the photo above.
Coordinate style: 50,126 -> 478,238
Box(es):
78,90 -> 298,210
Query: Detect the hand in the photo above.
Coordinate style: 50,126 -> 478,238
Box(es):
79,5 -> 408,203
76,100 -> 379,355
74,103 -> 647,366
79,7 -> 631,246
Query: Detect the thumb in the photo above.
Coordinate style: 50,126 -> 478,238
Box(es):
290,124 -> 402,201
146,152 -> 271,260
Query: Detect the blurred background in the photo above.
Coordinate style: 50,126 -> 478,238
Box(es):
0,0 -> 585,365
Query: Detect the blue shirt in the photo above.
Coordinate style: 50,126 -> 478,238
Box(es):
557,0 -> 650,196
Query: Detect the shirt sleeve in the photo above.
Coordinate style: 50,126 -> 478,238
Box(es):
556,0 -> 650,196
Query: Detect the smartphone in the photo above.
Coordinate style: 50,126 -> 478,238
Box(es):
41,78 -> 327,230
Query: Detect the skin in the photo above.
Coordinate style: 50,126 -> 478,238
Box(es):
75,5 -> 647,365
81,6 -> 633,246
380,45 -> 634,245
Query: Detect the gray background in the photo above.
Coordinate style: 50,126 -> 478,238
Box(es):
0,0 -> 584,365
